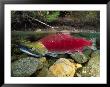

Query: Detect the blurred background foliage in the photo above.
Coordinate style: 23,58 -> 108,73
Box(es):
11,11 -> 100,31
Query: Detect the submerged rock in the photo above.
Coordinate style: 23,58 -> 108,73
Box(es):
11,57 -> 42,77
47,58 -> 82,77
26,42 -> 48,55
70,52 -> 90,64
37,67 -> 49,77
70,47 -> 93,64
91,50 -> 100,58
82,47 -> 93,57
76,50 -> 100,77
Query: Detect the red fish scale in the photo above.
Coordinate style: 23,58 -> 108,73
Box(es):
39,33 -> 92,53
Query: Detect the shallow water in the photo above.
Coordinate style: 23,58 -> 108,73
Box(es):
11,31 -> 100,77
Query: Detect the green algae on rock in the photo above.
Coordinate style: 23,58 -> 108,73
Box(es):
91,50 -> 100,58
25,42 -> 48,55
11,57 -> 43,77
37,67 -> 49,77
76,50 -> 100,77
82,47 -> 93,57
70,52 -> 89,64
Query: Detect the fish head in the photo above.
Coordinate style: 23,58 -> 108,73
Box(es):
78,38 -> 92,47
85,40 -> 93,46
83,38 -> 97,50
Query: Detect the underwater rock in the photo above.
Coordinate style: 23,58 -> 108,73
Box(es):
37,67 -> 49,77
37,57 -> 48,69
91,50 -> 100,58
26,42 -> 48,55
70,52 -> 90,64
47,58 -> 82,77
76,50 -> 100,77
11,57 -> 43,77
82,47 -> 93,57
38,57 -> 47,64
48,58 -> 58,67
11,54 -> 28,62
34,57 -> 50,77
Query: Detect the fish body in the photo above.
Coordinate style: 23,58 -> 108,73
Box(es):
39,33 -> 92,53
19,33 -> 93,58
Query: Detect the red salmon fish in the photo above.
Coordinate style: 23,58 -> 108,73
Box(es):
39,33 -> 92,53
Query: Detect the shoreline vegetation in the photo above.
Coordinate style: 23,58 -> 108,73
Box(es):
11,11 -> 100,32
